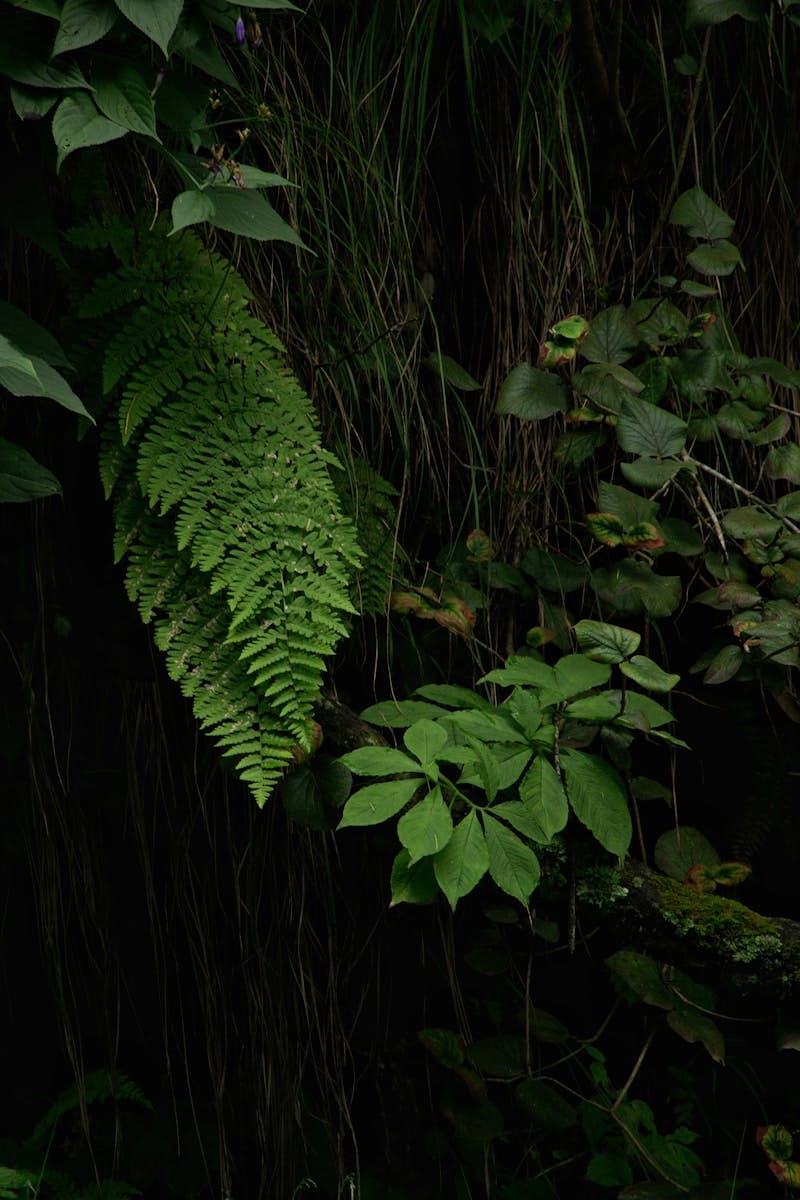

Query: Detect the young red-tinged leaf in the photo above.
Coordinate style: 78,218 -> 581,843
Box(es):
562,750 -> 632,857
482,813 -> 540,904
466,528 -> 496,562
398,787 -> 453,862
666,1009 -> 725,1064
757,1124 -> 794,1162
390,849 -> 439,906
524,625 -> 556,648
770,1159 -> 800,1187
586,511 -> 625,546
433,593 -> 476,637
683,863 -> 718,893
623,522 -> 665,551
654,826 -> 720,880
551,314 -> 590,341
518,755 -> 568,839
433,811 -> 489,909
539,339 -> 579,367
338,778 -> 421,828
709,861 -> 752,887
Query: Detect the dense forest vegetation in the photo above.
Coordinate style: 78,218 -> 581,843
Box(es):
4,1 -> 800,1197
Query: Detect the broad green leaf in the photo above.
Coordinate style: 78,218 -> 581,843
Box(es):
208,188 -> 306,246
482,813 -> 540,904
686,0 -> 763,27
245,0 -> 301,7
279,765 -> 337,830
479,657 -> 557,690
620,457 -> 683,488
553,654 -> 611,699
507,687 -> 541,736
606,950 -> 675,1010
671,346 -> 733,400
491,799 -> 551,843
515,1079 -> 577,1129
404,719 -> 449,767
617,397 -> 687,457
53,0 -> 117,54
0,351 -> 91,417
619,655 -> 680,693
496,363 -> 568,420
518,755 -> 568,839
178,38 -> 238,86
93,64 -> 159,138
629,297 -> 688,345
614,689 -> 675,729
113,0 -> 183,54
564,693 -> 623,721
433,810 -> 489,909
562,750 -> 631,856
745,356 -> 800,387
0,301 -> 71,368
593,560 -> 681,618
574,619 -> 640,663
680,279 -> 718,297
630,777 -> 672,804
573,362 -> 642,413
654,826 -> 720,880
0,438 -> 61,502
715,580 -> 761,609
464,736 -> 501,802
686,241 -> 743,277
414,683 -> 493,710
749,413 -> 791,446
581,306 -> 638,364
659,517 -> 703,556
360,699 -> 447,727
418,1027 -> 465,1067
0,334 -> 37,379
552,314 -> 590,339
586,1153 -> 633,1188
666,1009 -> 725,1063
703,644 -> 744,685
338,778 -> 421,828
669,187 -> 735,239
339,746 -> 421,776
445,709 -> 526,744
0,43 -> 90,89
10,85 -> 58,118
520,546 -> 587,592
597,481 -> 658,526
52,93 -> 127,169
468,1034 -> 525,1077
390,850 -> 439,905
398,786 -> 453,862
462,744 -> 531,791
721,505 -> 780,539
423,352 -> 481,391
170,188 -> 215,234
766,443 -> 800,484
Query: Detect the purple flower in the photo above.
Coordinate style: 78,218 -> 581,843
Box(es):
234,15 -> 246,45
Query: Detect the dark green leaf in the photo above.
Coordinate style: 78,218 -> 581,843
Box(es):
586,1153 -> 633,1187
520,546 -> 587,592
0,301 -> 71,368
93,63 -> 159,138
597,481 -> 658,526
390,850 -> 439,905
573,362 -> 643,413
360,699 -> 447,727
620,457 -> 683,488
680,279 -> 718,297
208,188 -> 305,246
667,1009 -> 725,1063
53,0 -> 117,54
562,751 -> 631,856
433,810 -> 489,909
629,296 -> 689,345
722,506 -> 780,539
490,798 -> 552,844
468,1035 -> 525,1078
279,765 -> 336,830
404,719 -> 448,767
766,443 -> 800,484
619,655 -> 680,693
170,188 -> 215,234
593,560 -> 681,618
617,397 -> 687,457
686,241 -> 743,277
482,813 -> 540,904
479,658 -> 557,691
52,93 -> 127,169
564,693 -> 623,720
581,306 -> 638,364
515,1080 -> 577,1128
669,187 -> 735,239
607,950 -> 675,1009
0,438 -> 62,502
703,644 -> 744,684
0,43 -> 90,89
574,619 -> 640,663
338,778 -> 421,828
418,1026 -> 464,1067
10,84 -> 58,118
654,826 -> 720,879
553,653 -> 611,698
496,364 -> 568,420
0,350 -> 91,417
113,0 -> 183,54
423,352 -> 481,391
686,0 -> 764,27
749,413 -> 791,446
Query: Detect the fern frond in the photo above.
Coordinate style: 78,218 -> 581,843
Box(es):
82,221 -> 371,804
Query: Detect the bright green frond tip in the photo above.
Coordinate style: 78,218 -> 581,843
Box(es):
83,220 -> 380,805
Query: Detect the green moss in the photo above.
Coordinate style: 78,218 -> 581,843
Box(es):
576,865 -> 630,907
